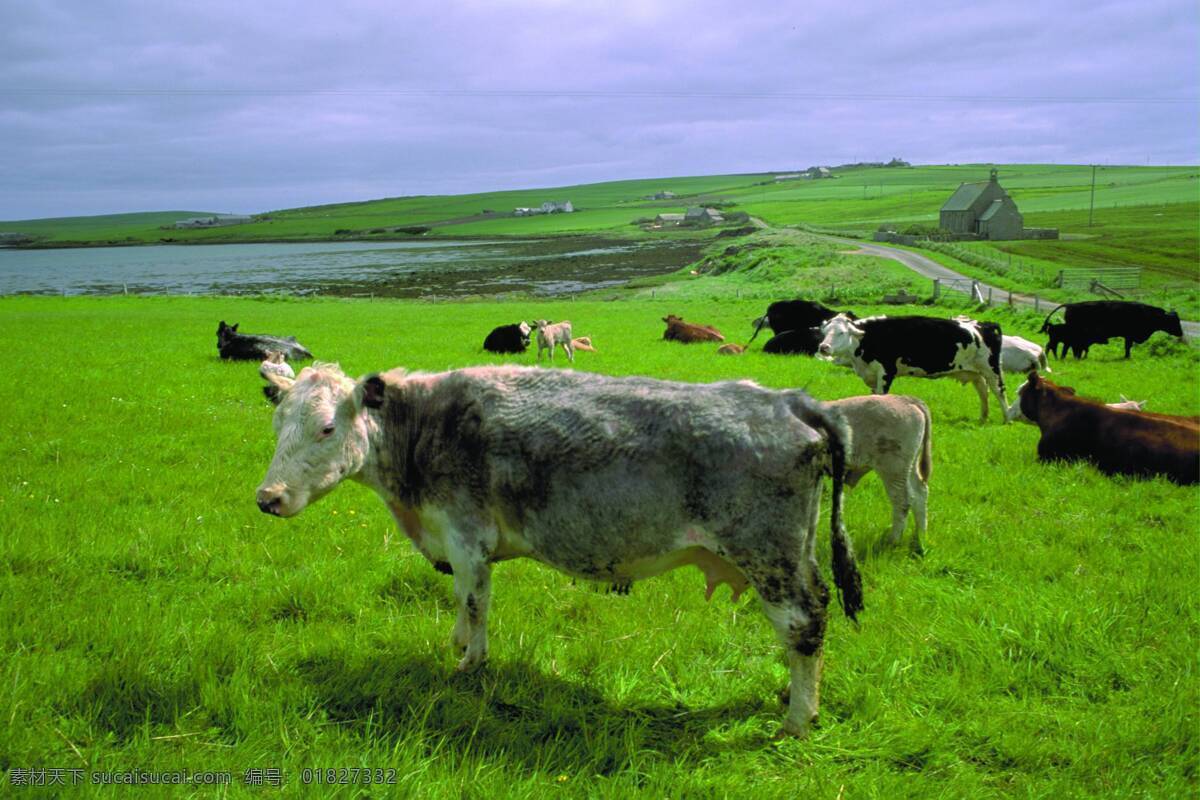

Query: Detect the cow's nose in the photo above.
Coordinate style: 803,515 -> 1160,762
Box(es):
818,344 -> 831,355
256,487 -> 284,516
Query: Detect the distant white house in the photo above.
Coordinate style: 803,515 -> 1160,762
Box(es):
806,166 -> 832,179
514,200 -> 574,216
774,173 -> 804,182
651,190 -> 677,200
174,214 -> 253,229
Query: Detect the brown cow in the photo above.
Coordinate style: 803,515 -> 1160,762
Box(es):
1016,374 -> 1199,484
662,314 -> 725,343
716,343 -> 746,355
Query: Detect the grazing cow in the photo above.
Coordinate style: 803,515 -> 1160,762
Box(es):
716,343 -> 746,355
259,350 -> 295,381
763,328 -> 823,355
483,322 -> 532,354
1000,335 -> 1050,374
571,336 -> 597,353
255,364 -> 863,737
217,321 -> 313,362
828,395 -> 932,555
662,315 -> 725,343
1014,373 -> 1198,484
818,314 -> 1009,423
534,320 -> 574,362
749,300 -> 848,344
1041,300 -> 1184,359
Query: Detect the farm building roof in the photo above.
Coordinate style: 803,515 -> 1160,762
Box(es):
977,199 -> 1005,221
941,182 -> 989,211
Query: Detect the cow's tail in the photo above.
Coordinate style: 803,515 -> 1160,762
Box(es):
798,400 -> 863,621
748,314 -> 769,344
911,398 -> 933,484
1039,304 -> 1067,334
1037,349 -> 1050,373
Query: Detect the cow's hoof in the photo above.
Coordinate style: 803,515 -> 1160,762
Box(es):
909,543 -> 926,559
778,687 -> 790,706
774,721 -> 811,740
455,654 -> 487,673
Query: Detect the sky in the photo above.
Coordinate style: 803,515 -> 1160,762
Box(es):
1,0 -> 1197,220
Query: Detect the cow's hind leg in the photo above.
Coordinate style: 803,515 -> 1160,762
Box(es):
908,471 -> 928,556
738,547 -> 830,738
882,474 -> 911,549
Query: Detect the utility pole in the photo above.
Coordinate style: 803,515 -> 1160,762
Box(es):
1088,164 -> 1097,227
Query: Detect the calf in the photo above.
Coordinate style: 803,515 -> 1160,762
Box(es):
217,320 -> 313,361
483,322 -> 532,354
749,299 -> 848,344
716,343 -> 746,356
534,320 -> 574,362
1000,335 -> 1050,374
570,336 -> 597,353
259,350 -> 295,381
1014,373 -> 1198,484
1041,300 -> 1184,359
763,328 -> 822,355
818,314 -> 1009,423
828,395 -> 932,555
255,364 -> 863,738
662,315 -> 725,343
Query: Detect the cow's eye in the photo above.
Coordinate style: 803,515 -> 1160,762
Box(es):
320,424 -> 335,437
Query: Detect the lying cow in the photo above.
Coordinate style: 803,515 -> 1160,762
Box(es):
1010,382 -> 1196,426
662,315 -> 725,343
828,395 -> 932,555
818,314 -> 1009,423
256,364 -> 863,737
1041,300 -> 1184,359
534,320 -> 574,362
259,350 -> 295,381
749,299 -> 849,344
483,322 -> 532,354
217,320 -> 313,361
571,336 -> 597,353
716,343 -> 746,356
1013,373 -> 1198,484
763,328 -> 822,355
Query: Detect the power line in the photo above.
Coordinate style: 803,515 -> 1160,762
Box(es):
1,87 -> 1195,105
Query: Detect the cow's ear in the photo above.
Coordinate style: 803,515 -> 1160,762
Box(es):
262,372 -> 294,405
356,373 -> 387,410
231,323 -> 239,332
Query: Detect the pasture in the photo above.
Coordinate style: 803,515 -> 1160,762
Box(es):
1,294 -> 1197,797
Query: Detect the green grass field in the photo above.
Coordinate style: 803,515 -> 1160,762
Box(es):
2,291 -> 1196,798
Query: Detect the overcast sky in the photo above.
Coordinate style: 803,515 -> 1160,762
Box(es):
1,0 -> 1197,220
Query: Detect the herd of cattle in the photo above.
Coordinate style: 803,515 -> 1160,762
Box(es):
221,297 -> 1195,738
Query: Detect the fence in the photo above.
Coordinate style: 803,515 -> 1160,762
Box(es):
1055,268 -> 1141,297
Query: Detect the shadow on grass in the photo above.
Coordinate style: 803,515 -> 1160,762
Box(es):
295,650 -> 774,773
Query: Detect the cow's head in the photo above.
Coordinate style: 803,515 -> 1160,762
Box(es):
1163,310 -> 1184,337
663,315 -> 682,325
1014,373 -> 1075,424
518,321 -> 532,338
817,314 -> 863,362
256,363 -> 378,517
217,320 -> 238,346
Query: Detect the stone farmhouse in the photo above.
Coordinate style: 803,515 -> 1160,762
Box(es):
939,170 -> 1026,240
514,200 -> 574,216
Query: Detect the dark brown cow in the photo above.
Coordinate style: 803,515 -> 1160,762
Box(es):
1017,374 -> 1199,485
662,315 -> 725,343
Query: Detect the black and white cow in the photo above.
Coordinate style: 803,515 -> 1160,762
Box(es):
818,314 -> 1009,423
749,300 -> 849,344
217,320 -> 313,362
255,364 -> 863,738
1040,300 -> 1184,359
483,322 -> 532,354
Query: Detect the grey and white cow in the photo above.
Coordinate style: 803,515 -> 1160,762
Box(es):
828,395 -> 932,555
256,363 -> 863,737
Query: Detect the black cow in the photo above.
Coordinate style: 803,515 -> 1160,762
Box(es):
763,327 -> 822,355
216,321 -> 313,361
483,322 -> 532,354
1041,301 -> 1183,359
749,300 -> 850,344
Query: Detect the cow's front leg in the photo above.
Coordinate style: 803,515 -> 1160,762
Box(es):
446,536 -> 493,672
971,375 -> 991,423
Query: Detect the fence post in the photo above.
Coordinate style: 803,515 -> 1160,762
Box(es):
987,286 -> 993,304
1034,295 -> 1040,313
1055,270 -> 1064,288
932,278 -> 940,300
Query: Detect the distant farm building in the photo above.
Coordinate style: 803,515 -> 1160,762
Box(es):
774,173 -> 804,182
939,170 -> 1057,241
806,167 -> 832,179
650,190 -> 677,200
173,214 -> 252,229
514,200 -> 574,216
655,213 -> 685,224
685,207 -> 724,224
